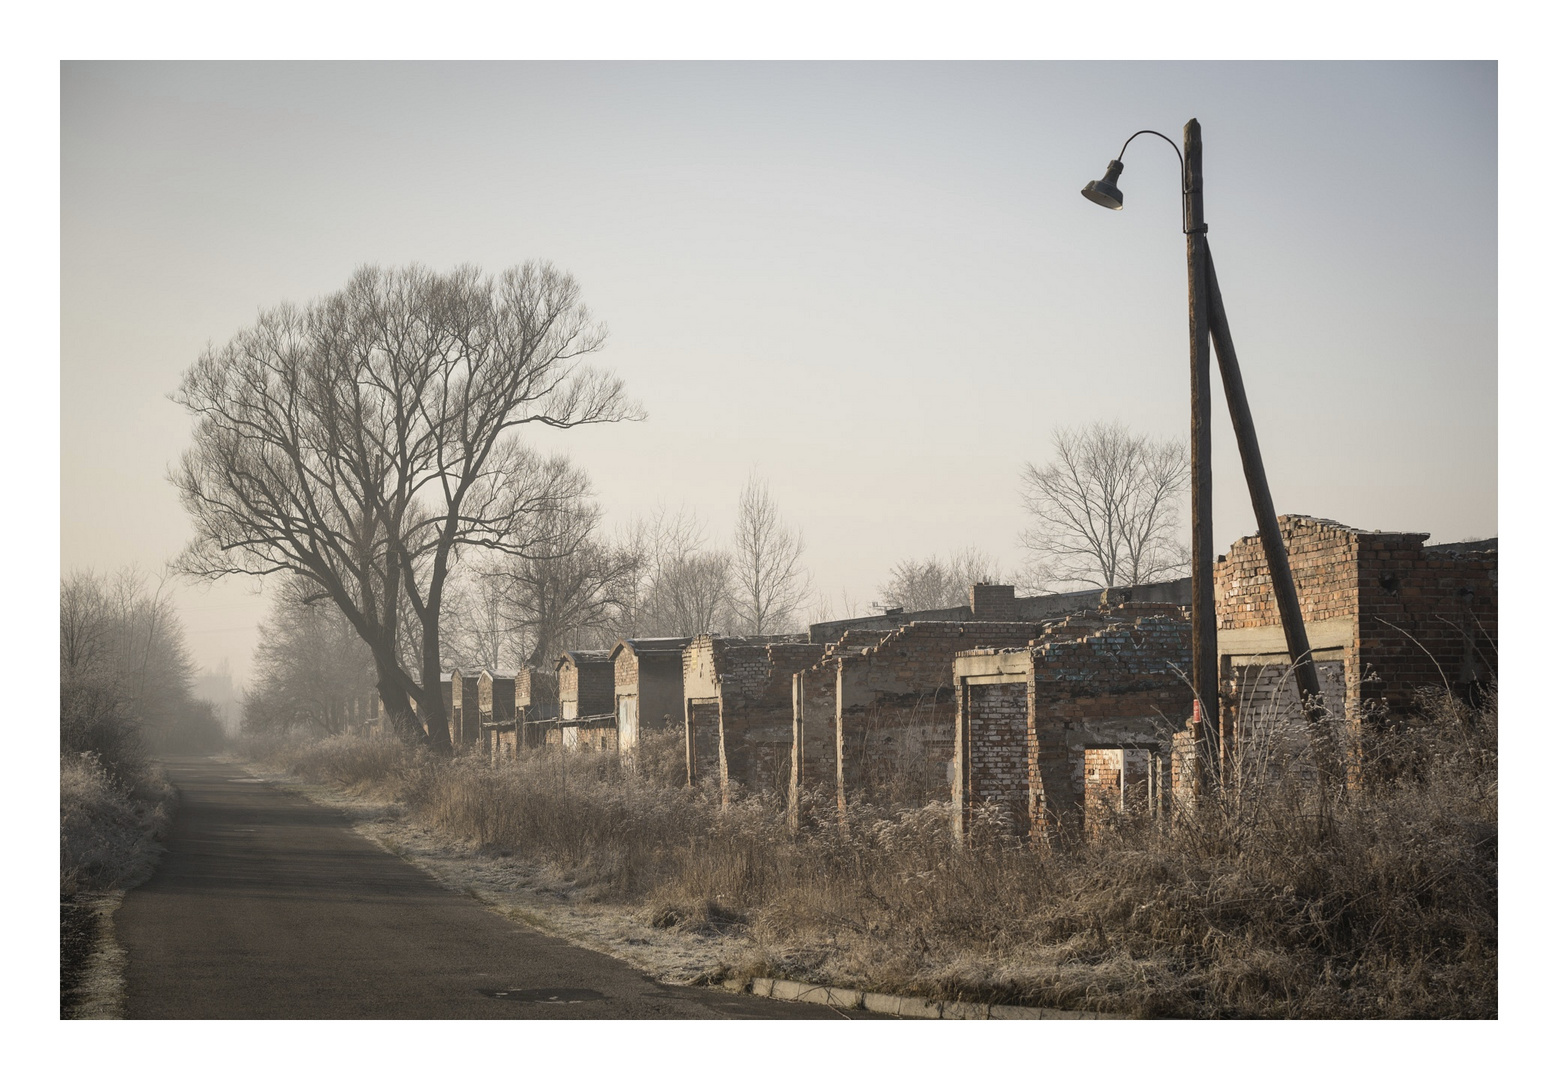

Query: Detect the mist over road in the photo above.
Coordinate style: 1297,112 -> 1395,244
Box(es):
116,758 -> 849,1019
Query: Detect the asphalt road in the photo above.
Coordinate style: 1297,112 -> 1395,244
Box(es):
116,757 -> 853,1019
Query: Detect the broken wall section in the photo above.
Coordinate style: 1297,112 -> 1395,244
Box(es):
788,628 -> 893,826
835,619 -> 1051,816
682,634 -> 821,804
953,607 -> 1193,845
1216,517 -> 1497,760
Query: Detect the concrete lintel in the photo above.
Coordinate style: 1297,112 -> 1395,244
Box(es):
1217,617 -> 1354,658
953,652 -> 1031,680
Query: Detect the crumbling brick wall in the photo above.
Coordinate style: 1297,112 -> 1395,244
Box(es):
789,628 -> 893,822
1082,748 -> 1154,839
1216,517 -> 1497,743
570,718 -> 619,754
557,651 -> 615,722
480,671 -> 516,762
953,607 -> 1193,844
963,680 -> 1029,835
682,634 -> 822,806
836,620 -> 1050,816
515,667 -> 558,749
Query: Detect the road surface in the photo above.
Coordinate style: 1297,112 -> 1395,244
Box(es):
116,757 -> 854,1019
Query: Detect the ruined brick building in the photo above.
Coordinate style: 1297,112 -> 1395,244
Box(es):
610,637 -> 692,763
1216,516 -> 1497,763
370,514 -> 1493,853
681,634 -> 824,806
550,650 -> 617,750
951,605 -> 1193,843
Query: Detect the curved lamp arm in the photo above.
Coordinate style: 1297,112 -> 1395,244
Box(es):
1082,129 -> 1193,233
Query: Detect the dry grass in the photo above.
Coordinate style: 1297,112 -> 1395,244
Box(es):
242,693 -> 1495,1018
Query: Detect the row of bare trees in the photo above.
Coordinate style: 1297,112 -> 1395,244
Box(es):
61,569 -> 223,772
436,476 -> 813,675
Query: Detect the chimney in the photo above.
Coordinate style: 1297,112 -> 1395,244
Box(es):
969,582 -> 1016,621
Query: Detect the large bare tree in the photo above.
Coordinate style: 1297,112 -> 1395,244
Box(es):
731,474 -> 810,635
171,262 -> 637,752
1018,422 -> 1188,592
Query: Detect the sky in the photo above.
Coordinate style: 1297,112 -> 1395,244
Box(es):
59,61 -> 1498,687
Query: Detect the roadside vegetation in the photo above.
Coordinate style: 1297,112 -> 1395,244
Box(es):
60,569 -> 225,1017
242,688 -> 1494,1019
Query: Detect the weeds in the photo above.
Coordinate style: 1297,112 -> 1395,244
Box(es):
242,690 -> 1495,1018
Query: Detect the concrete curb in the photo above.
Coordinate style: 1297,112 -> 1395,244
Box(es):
727,976 -> 1120,1020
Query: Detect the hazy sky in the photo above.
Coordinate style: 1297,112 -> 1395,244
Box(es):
60,61 -> 1497,685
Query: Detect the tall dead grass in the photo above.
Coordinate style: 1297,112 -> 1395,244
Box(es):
243,692 -> 1495,1018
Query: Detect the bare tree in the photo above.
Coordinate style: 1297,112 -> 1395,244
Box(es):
171,262 -> 638,753
1019,421 -> 1188,591
731,474 -> 810,635
439,566 -> 512,674
879,547 -> 1003,612
245,576 -> 377,736
60,568 -> 217,759
488,495 -> 644,667
625,507 -> 733,637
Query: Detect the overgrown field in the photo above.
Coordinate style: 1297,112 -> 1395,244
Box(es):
243,692 -> 1495,1018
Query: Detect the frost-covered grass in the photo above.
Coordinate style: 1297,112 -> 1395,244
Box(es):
60,752 -> 174,898
242,693 -> 1495,1019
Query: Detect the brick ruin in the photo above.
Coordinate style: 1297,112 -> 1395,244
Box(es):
807,579 -> 1191,645
611,637 -> 692,764
552,650 -> 617,751
1216,516 -> 1497,772
951,606 -> 1193,844
829,609 -> 1054,818
357,516 -> 1493,850
449,670 -> 481,749
682,634 -> 824,806
478,669 -> 517,759
789,627 -> 893,826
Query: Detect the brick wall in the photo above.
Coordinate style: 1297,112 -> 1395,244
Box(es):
836,620 -> 1049,816
953,607 -> 1194,844
515,667 -> 556,749
970,583 -> 1017,620
557,651 -> 614,721
682,635 -> 824,807
1216,516 -> 1497,729
964,680 -> 1029,835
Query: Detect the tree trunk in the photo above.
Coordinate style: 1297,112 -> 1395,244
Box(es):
419,620 -> 454,757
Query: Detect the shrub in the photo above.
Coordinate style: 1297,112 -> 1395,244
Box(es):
60,753 -> 172,897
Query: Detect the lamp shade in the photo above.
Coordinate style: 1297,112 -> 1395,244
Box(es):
1081,159 -> 1125,210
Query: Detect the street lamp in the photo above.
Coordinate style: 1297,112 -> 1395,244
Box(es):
1080,119 -> 1328,784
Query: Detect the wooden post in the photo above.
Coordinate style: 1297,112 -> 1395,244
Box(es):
1205,247 -> 1337,781
1183,119 -> 1219,778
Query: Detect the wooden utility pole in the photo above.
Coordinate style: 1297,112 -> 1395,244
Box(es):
1205,248 -> 1336,778
1183,119 -> 1219,770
